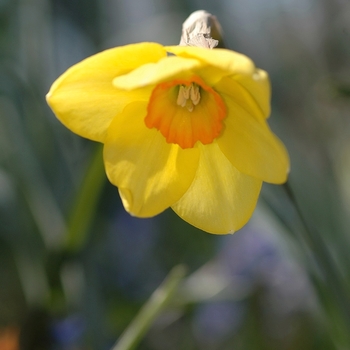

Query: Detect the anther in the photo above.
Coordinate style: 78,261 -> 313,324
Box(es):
176,83 -> 201,112
176,86 -> 187,107
190,85 -> 200,105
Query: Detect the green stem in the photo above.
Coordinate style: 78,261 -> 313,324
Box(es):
65,144 -> 106,252
283,182 -> 350,342
111,265 -> 187,350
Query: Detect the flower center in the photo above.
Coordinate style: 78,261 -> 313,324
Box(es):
176,83 -> 201,112
145,76 -> 226,149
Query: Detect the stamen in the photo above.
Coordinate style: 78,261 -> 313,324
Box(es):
190,85 -> 201,105
183,85 -> 191,99
185,100 -> 194,112
176,86 -> 187,107
176,83 -> 201,112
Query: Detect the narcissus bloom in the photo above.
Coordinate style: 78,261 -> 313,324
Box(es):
47,42 -> 289,234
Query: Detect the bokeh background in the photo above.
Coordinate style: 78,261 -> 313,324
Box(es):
1,0 -> 350,349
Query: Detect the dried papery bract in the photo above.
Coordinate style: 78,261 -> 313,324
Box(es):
179,10 -> 224,49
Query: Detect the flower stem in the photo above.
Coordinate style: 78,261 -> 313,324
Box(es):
110,265 -> 187,350
283,181 -> 350,344
65,144 -> 105,252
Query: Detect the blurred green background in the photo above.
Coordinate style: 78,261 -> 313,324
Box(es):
1,0 -> 350,349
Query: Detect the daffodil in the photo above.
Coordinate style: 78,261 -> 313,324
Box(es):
46,42 -> 289,234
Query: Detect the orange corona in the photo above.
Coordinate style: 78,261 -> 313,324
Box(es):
145,76 -> 227,149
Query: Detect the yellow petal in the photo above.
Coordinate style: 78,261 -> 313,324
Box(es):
215,76 -> 266,121
194,65 -> 231,86
166,46 -> 255,77
47,42 -> 166,142
113,56 -> 202,90
172,143 -> 262,234
218,96 -> 290,184
103,101 -> 200,217
234,69 -> 271,118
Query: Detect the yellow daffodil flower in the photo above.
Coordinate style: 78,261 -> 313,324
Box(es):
46,42 -> 289,234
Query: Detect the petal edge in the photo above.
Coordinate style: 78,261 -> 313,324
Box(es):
172,143 -> 262,234
103,101 -> 200,217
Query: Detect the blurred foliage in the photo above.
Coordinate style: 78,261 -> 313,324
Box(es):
1,0 -> 350,349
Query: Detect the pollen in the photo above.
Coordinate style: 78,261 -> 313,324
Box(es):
145,76 -> 227,149
176,83 -> 201,112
